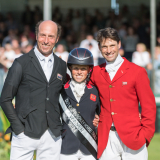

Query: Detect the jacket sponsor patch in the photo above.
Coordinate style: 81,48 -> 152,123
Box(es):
57,73 -> 63,80
90,94 -> 96,101
122,81 -> 127,86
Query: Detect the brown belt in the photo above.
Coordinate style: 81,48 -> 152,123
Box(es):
110,126 -> 116,131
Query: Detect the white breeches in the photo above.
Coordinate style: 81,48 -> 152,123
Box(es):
99,130 -> 148,160
10,129 -> 62,160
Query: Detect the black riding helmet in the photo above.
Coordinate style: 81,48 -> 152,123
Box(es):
67,48 -> 94,68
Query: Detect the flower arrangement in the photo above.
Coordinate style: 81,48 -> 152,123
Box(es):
0,132 -> 11,160
0,108 -> 11,159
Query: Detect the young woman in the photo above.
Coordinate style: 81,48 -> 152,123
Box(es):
60,48 -> 100,160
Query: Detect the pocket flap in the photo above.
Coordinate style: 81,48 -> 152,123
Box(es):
21,107 -> 37,118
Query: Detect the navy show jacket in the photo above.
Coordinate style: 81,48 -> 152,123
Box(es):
61,81 -> 100,155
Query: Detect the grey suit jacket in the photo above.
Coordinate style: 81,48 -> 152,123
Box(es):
0,49 -> 67,138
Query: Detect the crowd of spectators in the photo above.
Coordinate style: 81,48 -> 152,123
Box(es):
0,3 -> 160,94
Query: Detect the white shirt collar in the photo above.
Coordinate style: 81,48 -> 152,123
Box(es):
105,54 -> 124,73
34,45 -> 53,62
105,54 -> 123,66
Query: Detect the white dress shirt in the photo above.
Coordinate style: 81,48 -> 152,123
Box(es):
105,54 -> 124,126
105,54 -> 124,81
34,46 -> 54,82
70,79 -> 86,102
132,51 -> 150,68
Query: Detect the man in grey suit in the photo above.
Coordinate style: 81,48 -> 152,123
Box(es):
0,20 -> 67,160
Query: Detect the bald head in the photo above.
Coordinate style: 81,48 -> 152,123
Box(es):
39,20 -> 57,32
36,20 -> 61,56
35,20 -> 61,38
40,20 -> 57,28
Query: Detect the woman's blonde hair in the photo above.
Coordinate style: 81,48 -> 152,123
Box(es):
136,43 -> 147,52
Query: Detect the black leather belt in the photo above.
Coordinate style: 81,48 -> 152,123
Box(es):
110,126 -> 116,131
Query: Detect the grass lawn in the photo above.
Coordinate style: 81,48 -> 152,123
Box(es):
148,133 -> 160,160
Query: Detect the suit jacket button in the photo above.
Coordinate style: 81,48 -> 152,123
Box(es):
46,98 -> 49,101
111,112 -> 115,115
110,99 -> 113,102
76,103 -> 79,106
109,85 -> 112,88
